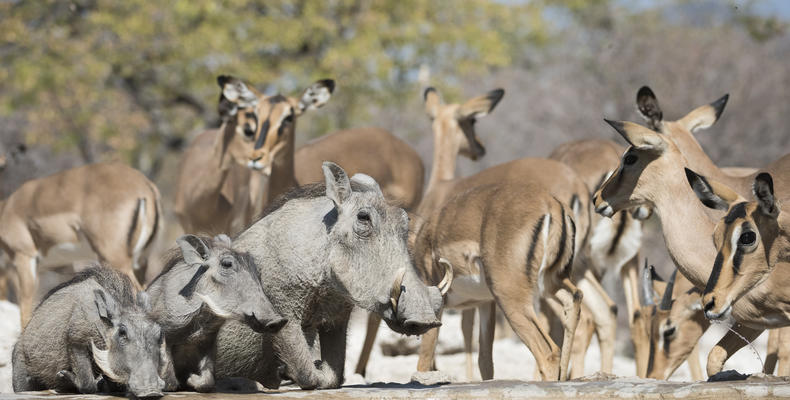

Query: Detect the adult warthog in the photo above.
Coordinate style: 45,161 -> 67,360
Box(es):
146,234 -> 286,392
13,266 -> 167,397
215,162 -> 451,389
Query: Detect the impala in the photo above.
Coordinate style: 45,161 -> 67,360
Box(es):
592,105 -> 790,375
175,76 -> 424,236
0,162 -> 161,324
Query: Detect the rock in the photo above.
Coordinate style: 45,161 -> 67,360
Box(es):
572,371 -> 618,382
410,370 -> 454,385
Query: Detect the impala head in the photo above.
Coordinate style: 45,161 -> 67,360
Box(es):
216,75 -> 335,175
686,169 -> 786,320
593,86 -> 728,219
593,120 -> 679,217
636,86 -> 729,149
643,266 -> 707,379
423,86 -> 504,161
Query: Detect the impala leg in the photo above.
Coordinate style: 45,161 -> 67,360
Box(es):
497,297 -> 559,381
620,255 -> 640,325
686,343 -> 704,380
354,313 -> 381,376
477,302 -> 496,380
622,256 -> 650,378
577,269 -> 616,374
776,327 -> 790,376
416,309 -> 443,372
552,278 -> 582,381
569,304 -> 595,379
706,324 -> 764,377
14,252 -> 37,326
765,329 -> 779,375
461,308 -> 475,381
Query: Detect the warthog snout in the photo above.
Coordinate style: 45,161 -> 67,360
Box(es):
245,312 -> 288,334
127,369 -> 165,398
401,318 -> 442,336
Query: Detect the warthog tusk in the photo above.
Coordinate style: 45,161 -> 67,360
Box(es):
390,268 -> 407,314
437,258 -> 454,296
91,340 -> 122,383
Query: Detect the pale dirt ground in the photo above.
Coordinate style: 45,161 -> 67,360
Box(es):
0,301 -> 775,398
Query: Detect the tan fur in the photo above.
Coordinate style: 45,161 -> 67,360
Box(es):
418,183 -> 581,380
176,77 -> 423,237
0,163 -> 160,325
593,108 -> 790,376
550,139 -> 645,376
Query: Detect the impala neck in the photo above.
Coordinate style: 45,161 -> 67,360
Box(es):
665,124 -> 751,194
213,122 -> 237,171
264,132 -> 296,205
651,167 -> 719,289
421,130 -> 460,216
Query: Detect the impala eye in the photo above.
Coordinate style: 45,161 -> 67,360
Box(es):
283,114 -> 294,124
663,326 -> 676,338
243,124 -> 255,138
624,154 -> 638,166
739,231 -> 756,246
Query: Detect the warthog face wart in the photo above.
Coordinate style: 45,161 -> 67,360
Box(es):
321,163 -> 448,336
91,290 -> 167,398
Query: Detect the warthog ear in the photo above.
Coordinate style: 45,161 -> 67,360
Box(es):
297,79 -> 335,114
217,75 -> 258,120
685,168 -> 739,211
351,173 -> 383,197
424,87 -> 442,119
213,233 -> 232,248
177,235 -> 210,265
323,161 -> 351,207
754,173 -> 779,218
94,289 -> 119,327
636,86 -> 663,131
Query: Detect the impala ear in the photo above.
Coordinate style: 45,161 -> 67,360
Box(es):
323,161 -> 351,207
678,94 -> 729,133
424,87 -> 442,119
604,119 -> 666,152
754,173 -> 779,218
457,89 -> 505,120
685,168 -> 740,211
217,75 -> 258,120
297,79 -> 335,114
636,86 -> 663,130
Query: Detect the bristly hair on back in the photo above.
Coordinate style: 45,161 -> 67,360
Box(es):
38,265 -> 136,310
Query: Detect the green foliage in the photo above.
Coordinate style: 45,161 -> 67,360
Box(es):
0,0 -> 548,176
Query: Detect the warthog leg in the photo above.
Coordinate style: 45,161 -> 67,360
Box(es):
58,344 -> 100,393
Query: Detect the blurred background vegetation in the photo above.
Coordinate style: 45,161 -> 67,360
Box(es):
1,0 -> 789,355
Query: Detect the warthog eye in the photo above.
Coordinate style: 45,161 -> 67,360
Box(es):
624,154 -> 638,166
118,325 -> 128,343
357,210 -> 371,223
220,258 -> 234,269
739,231 -> 756,246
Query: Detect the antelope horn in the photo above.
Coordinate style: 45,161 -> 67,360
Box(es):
390,268 -> 407,314
437,257 -> 454,296
91,340 -> 122,383
659,269 -> 678,311
641,259 -> 655,307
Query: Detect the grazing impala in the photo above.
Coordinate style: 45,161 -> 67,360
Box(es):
549,139 -> 645,376
592,106 -> 790,376
0,163 -> 161,325
418,182 -> 582,380
176,76 -> 425,236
